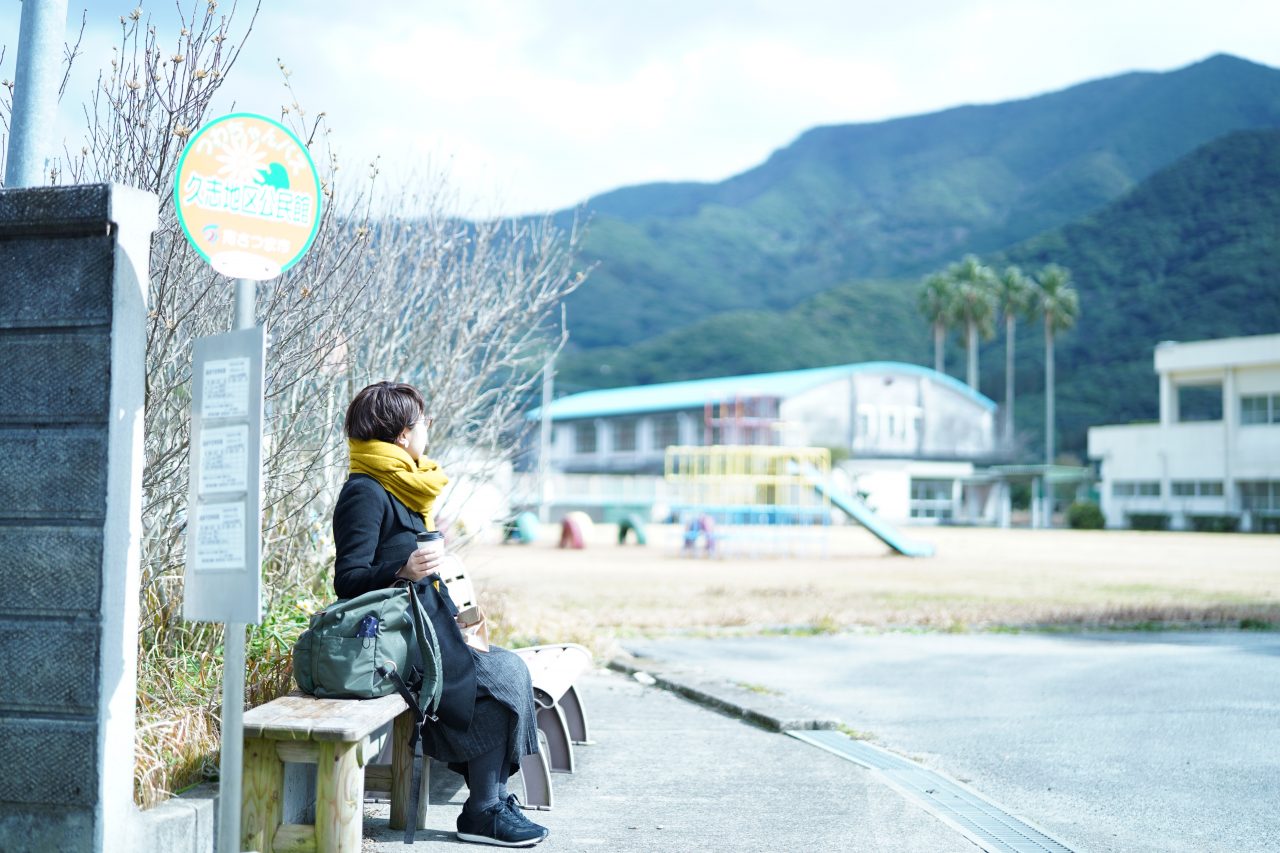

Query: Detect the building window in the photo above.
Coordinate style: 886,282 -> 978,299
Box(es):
857,405 -> 877,441
574,422 -> 597,454
1178,384 -> 1222,422
1172,481 -> 1224,497
1113,481 -> 1161,498
1240,481 -> 1280,512
654,415 -> 680,449
614,419 -> 637,452
910,478 -> 953,519
1241,394 -> 1280,425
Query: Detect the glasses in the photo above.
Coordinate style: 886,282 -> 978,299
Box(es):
416,415 -> 435,428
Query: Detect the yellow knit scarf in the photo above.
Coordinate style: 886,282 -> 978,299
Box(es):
348,439 -> 449,530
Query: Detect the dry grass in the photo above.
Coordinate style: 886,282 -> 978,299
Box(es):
466,523 -> 1280,660
133,593 -> 320,809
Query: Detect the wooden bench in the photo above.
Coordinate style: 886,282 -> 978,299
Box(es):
241,691 -> 424,853
242,555 -> 594,846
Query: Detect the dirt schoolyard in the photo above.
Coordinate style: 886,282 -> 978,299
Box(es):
460,523 -> 1280,656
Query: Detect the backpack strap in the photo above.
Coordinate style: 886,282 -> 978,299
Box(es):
375,583 -> 441,845
405,581 -> 443,717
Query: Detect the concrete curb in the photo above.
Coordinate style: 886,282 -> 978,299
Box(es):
608,653 -> 840,732
129,782 -> 217,852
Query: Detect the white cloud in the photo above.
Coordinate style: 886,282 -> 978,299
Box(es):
3,0 -> 1278,214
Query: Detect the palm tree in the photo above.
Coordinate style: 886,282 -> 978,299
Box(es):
947,255 -> 996,390
1032,264 -> 1079,466
917,272 -> 955,374
994,265 -> 1032,444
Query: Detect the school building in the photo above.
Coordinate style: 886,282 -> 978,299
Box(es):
1087,333 -> 1280,531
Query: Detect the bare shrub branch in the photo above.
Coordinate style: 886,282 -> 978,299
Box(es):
6,1 -> 586,806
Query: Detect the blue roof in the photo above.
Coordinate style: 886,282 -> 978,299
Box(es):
535,361 -> 996,420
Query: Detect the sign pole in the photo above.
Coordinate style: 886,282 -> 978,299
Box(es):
538,354 -> 554,523
217,277 -> 254,853
219,626 -> 246,853
173,113 -> 321,853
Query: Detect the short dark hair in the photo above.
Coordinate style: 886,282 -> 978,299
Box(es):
344,382 -> 426,442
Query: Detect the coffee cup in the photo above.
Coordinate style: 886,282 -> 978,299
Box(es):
415,530 -> 445,558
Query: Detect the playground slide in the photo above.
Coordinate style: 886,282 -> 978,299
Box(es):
810,474 -> 935,558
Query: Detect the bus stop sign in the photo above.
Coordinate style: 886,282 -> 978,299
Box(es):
174,112 -> 322,281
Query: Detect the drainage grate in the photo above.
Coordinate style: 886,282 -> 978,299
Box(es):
788,730 -> 1079,853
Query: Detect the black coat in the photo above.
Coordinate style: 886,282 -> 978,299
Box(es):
332,473 -> 476,730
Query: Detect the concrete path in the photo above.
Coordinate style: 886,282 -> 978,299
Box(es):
626,631 -> 1280,853
358,669 -> 977,852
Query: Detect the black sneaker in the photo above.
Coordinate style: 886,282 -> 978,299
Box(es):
457,801 -> 546,847
503,794 -> 549,840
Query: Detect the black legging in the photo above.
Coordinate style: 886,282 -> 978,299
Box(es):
464,738 -> 508,814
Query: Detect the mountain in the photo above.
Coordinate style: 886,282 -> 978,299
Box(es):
558,129 -> 1280,457
560,54 -> 1280,352
994,128 -> 1280,454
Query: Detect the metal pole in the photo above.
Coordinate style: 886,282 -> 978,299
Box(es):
218,624 -> 246,853
234,278 -> 256,331
4,0 -> 68,188
538,354 -> 554,523
219,278 -> 254,853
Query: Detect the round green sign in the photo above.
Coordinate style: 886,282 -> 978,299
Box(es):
173,113 -> 322,281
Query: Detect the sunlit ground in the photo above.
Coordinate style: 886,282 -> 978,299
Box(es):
465,523 -> 1280,658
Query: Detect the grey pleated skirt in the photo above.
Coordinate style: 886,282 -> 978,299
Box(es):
420,645 -> 540,778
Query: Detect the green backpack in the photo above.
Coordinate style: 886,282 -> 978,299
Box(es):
293,582 -> 443,719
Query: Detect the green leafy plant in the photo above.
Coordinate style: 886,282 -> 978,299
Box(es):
1067,501 -> 1105,529
1189,515 -> 1240,533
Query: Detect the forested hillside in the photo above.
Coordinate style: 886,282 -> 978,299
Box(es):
996,128 -> 1280,454
560,54 -> 1280,354
559,129 -> 1280,457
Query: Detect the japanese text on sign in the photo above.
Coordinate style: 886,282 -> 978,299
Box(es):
201,357 -> 251,420
198,425 -> 249,494
193,502 -> 247,571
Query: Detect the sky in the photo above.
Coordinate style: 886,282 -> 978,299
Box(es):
3,0 -> 1280,216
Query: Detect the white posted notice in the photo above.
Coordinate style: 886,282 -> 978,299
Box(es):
201,356 -> 251,419
194,502 -> 247,571
198,424 -> 249,494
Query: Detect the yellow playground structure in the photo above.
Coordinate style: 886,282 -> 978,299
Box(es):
664,445 -> 832,558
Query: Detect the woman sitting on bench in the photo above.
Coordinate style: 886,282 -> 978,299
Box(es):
333,381 -> 548,848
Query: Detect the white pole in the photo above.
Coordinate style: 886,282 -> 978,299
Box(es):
219,278 -> 255,853
219,624 -> 246,853
538,354 -> 554,523
5,0 -> 68,187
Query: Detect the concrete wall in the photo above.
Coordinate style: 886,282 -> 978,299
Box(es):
786,370 -> 994,459
0,185 -> 157,851
841,458 -> 975,524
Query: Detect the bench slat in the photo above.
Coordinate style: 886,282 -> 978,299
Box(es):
272,822 -> 316,852
244,693 -> 407,742
514,644 -> 593,703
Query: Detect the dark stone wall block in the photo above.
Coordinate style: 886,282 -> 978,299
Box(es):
0,718 -> 97,806
0,184 -> 113,229
0,235 -> 114,330
0,331 -> 112,422
0,804 -> 93,853
0,620 -> 99,714
0,526 -> 103,616
0,427 -> 108,520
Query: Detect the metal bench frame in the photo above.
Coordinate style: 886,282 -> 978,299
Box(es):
437,556 -> 594,807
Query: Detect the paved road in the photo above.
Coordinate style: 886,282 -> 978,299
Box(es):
627,631 -> 1280,853
360,670 -> 976,851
